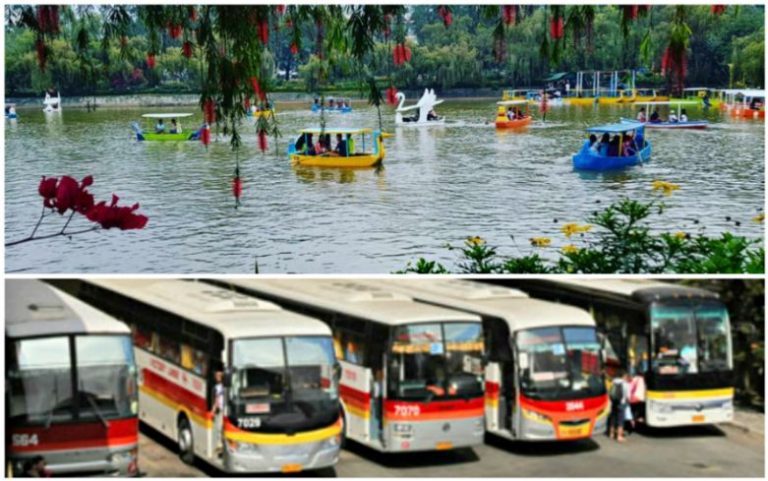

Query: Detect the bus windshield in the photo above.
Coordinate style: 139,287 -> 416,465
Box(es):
388,322 -> 484,401
230,336 -> 339,433
516,326 -> 605,401
650,303 -> 732,375
8,335 -> 137,425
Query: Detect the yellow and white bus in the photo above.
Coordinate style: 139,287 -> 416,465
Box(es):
511,279 -> 734,428
6,280 -> 139,477
376,279 -> 609,442
216,279 -> 486,453
53,279 -> 342,474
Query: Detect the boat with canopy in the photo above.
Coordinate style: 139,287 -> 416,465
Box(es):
395,89 -> 445,126
572,121 -> 651,170
131,113 -> 203,141
311,97 -> 352,113
722,89 -> 765,119
622,101 -> 708,129
495,100 -> 532,129
287,127 -> 388,168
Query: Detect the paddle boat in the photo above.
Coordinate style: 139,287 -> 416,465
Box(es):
43,91 -> 61,113
566,96 -> 597,106
572,121 -> 651,171
395,89 -> 445,126
5,104 -> 18,120
501,89 -> 536,101
131,113 -> 203,141
671,87 -> 721,108
247,104 -> 274,118
726,89 -> 765,120
311,97 -> 352,113
288,127 -> 388,168
623,101 -> 708,129
495,100 -> 532,129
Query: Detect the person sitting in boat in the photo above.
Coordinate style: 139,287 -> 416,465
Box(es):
703,93 -> 711,108
427,109 -> 439,121
506,107 -> 516,120
607,136 -> 621,157
295,133 -> 307,153
679,109 -> 688,122
313,97 -> 320,107
623,135 -> 636,157
598,133 -> 611,156
637,107 -> 647,122
649,108 -> 661,123
328,98 -> 336,109
749,98 -> 760,110
170,118 -> 181,134
334,133 -> 348,156
515,108 -> 525,119
588,134 -> 600,154
155,119 -> 166,133
668,111 -> 678,123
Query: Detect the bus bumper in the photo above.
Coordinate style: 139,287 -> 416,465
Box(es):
647,398 -> 734,427
385,416 -> 484,452
224,437 -> 340,473
10,445 -> 138,477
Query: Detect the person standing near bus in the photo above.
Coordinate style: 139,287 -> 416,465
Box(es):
22,456 -> 51,477
629,369 -> 646,426
213,371 -> 225,455
608,370 -> 628,442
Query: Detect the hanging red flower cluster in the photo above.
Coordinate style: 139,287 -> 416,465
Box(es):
502,6 -> 517,26
182,41 -> 193,59
188,6 -> 198,22
437,6 -> 452,27
392,43 -> 412,66
232,175 -> 243,203
661,46 -> 687,93
38,176 -> 148,230
386,86 -> 398,106
36,6 -> 60,35
290,42 -> 299,55
146,53 -> 156,69
168,23 -> 183,39
549,16 -> 564,39
623,5 -> 640,20
275,5 -> 286,16
250,76 -> 266,102
711,5 -> 727,15
258,129 -> 269,152
204,98 -> 216,124
259,19 -> 270,45
201,124 -> 211,147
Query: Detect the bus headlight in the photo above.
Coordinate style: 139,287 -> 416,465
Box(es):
722,399 -> 733,410
522,408 -> 551,424
227,440 -> 259,454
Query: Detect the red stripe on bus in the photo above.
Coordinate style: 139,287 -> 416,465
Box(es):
384,398 -> 484,421
485,381 -> 500,399
142,369 -> 211,420
519,393 -> 608,413
339,384 -> 371,411
9,418 -> 138,453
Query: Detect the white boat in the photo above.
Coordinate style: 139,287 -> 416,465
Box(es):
43,91 -> 61,113
395,89 -> 445,126
624,101 -> 709,129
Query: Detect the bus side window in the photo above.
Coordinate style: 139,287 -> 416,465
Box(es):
332,334 -> 344,360
158,336 -> 180,365
181,344 -> 195,371
132,324 -> 153,351
149,332 -> 160,354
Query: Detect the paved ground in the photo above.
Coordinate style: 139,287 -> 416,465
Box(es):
138,417 -> 764,477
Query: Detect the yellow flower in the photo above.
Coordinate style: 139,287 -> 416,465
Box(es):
674,231 -> 687,240
753,213 -> 765,224
652,180 -> 680,196
466,236 -> 485,247
529,237 -> 551,247
561,244 -> 579,254
561,223 -> 592,238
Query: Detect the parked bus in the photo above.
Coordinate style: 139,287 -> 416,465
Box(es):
216,279 -> 486,453
6,280 -> 139,477
376,279 -> 609,441
51,279 -> 342,474
507,279 -> 734,428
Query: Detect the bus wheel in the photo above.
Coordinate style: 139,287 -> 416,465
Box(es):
177,417 -> 195,465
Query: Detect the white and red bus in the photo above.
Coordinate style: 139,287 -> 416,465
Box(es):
511,279 -> 735,428
54,279 -> 342,474
378,279 -> 609,441
6,280 -> 139,477
218,279 -> 486,453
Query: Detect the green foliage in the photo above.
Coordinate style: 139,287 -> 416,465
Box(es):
401,198 -> 764,274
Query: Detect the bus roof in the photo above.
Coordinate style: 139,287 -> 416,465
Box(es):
376,279 -> 595,331
539,279 -> 719,303
6,280 -> 130,339
83,279 -> 331,339
224,279 -> 482,326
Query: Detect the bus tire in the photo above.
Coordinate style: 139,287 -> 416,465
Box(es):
177,417 -> 195,465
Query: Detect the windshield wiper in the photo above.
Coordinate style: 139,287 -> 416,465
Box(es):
81,381 -> 109,429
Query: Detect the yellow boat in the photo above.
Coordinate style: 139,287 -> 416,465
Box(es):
501,89 -> 532,101
566,97 -> 597,106
288,128 -> 387,168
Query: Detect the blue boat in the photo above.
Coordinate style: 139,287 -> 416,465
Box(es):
572,121 -> 651,171
311,98 -> 352,113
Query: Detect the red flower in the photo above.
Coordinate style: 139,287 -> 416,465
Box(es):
204,98 -> 216,124
258,130 -> 268,152
168,23 -> 182,39
86,194 -> 148,230
146,53 -> 156,69
38,176 -> 57,208
550,17 -> 564,39
275,5 -> 286,16
232,176 -> 243,199
624,5 -> 639,20
711,5 -> 726,15
259,19 -> 269,45
201,125 -> 211,147
503,6 -> 516,26
290,42 -> 299,55
189,6 -> 198,22
52,175 -> 94,215
437,6 -> 452,27
250,76 -> 266,102
386,86 -> 398,106
182,41 -> 193,59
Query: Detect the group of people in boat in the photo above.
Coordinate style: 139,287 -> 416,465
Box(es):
249,101 -> 274,115
295,132 -> 352,156
587,131 -> 644,158
403,108 -> 441,122
155,118 -> 182,134
504,106 -> 528,120
312,97 -> 351,109
637,107 -> 688,123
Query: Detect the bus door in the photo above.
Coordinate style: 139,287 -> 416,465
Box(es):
339,360 -> 372,442
510,344 -> 523,436
503,359 -> 517,434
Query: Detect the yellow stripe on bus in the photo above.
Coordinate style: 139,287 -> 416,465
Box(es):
647,388 -> 734,400
139,385 -> 213,428
224,421 -> 342,445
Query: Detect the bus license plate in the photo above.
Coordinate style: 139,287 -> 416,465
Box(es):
281,464 -> 303,473
435,441 -> 453,450
560,425 -> 589,438
691,415 -> 705,423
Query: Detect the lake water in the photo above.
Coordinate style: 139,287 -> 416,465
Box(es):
5,100 -> 764,273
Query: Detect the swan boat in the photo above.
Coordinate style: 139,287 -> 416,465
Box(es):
395,89 -> 445,126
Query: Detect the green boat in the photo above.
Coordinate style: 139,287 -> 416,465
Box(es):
132,113 -> 202,141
